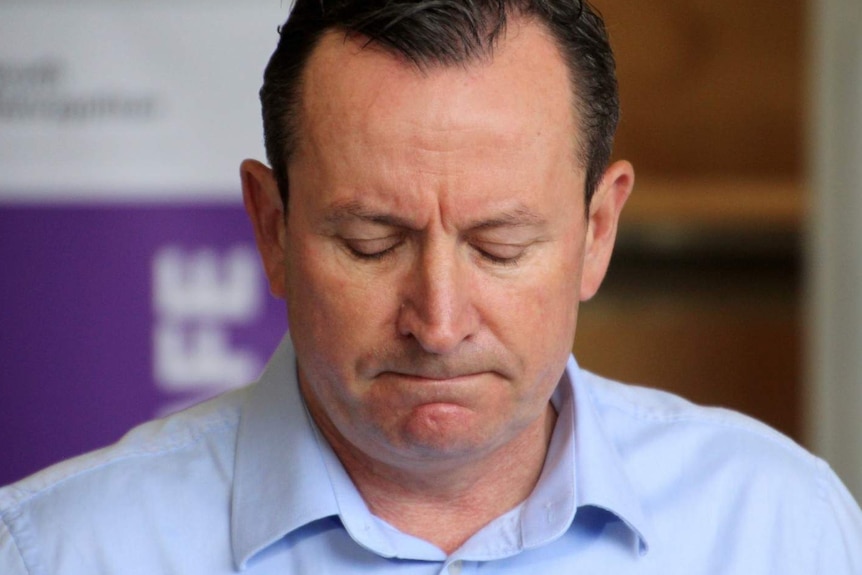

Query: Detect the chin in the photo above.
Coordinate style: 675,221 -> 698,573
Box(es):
388,404 -> 507,459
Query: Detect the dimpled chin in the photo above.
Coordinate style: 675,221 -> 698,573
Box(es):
375,395 -> 529,463
402,401 -> 477,443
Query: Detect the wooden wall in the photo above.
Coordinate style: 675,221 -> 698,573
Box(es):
573,0 -> 806,440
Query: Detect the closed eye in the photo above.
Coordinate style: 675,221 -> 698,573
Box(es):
472,242 -> 529,266
344,236 -> 404,260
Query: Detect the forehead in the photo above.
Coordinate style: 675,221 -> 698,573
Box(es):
296,19 -> 578,162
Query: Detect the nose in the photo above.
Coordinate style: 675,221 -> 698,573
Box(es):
397,245 -> 478,355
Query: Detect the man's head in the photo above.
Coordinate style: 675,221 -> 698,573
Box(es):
241,3 -> 633,479
259,0 -> 620,212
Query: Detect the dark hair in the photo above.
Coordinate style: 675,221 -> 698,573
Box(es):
260,0 -> 619,211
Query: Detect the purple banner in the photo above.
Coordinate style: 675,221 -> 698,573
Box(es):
0,203 -> 286,485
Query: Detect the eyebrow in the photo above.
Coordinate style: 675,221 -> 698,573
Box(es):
467,206 -> 548,231
323,200 -> 414,228
323,199 -> 547,230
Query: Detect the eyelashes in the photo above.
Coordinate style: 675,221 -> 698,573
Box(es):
346,242 -> 401,261
344,236 -> 403,260
343,237 -> 528,266
475,247 -> 526,266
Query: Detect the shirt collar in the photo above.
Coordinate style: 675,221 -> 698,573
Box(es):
231,337 -> 652,566
567,356 -> 653,555
231,334 -> 340,569
511,356 -> 651,557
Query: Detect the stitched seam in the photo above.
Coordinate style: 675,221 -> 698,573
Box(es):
5,415 -> 238,509
2,504 -> 39,575
585,378 -> 815,464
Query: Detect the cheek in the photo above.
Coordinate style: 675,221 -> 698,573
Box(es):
544,260 -> 581,335
284,241 -> 394,374
506,252 -> 581,337
518,281 -> 578,368
485,252 -> 581,390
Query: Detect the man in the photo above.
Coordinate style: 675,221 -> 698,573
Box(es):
2,0 -> 860,573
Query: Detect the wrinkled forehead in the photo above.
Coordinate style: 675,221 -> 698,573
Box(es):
295,20 -> 580,163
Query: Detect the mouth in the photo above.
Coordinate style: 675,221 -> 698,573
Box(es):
373,371 -> 489,411
378,368 -> 490,383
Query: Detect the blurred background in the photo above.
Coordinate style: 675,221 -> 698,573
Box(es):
1,0 -> 861,501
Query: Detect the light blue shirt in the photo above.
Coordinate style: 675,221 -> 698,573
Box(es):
2,334 -> 861,574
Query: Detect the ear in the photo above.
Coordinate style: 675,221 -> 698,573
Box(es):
580,160 -> 634,301
240,159 -> 288,299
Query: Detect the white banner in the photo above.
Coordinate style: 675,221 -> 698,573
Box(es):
0,1 -> 290,485
0,2 -> 288,201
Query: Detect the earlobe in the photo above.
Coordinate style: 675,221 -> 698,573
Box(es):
579,160 -> 634,301
240,159 -> 288,299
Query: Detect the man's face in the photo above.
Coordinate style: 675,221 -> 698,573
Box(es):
244,20 -> 631,472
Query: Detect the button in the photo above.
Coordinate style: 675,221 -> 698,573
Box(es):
448,560 -> 463,575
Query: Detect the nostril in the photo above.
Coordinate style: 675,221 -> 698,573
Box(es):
396,298 -> 477,355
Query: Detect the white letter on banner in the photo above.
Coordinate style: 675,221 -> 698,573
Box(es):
152,245 -> 262,401
153,323 -> 259,391
153,246 -> 260,320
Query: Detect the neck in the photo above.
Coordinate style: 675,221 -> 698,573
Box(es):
319,403 -> 558,554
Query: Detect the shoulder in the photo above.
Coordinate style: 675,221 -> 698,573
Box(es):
578,368 -> 814,468
576,369 -> 862,570
2,386 -> 247,506
0,386 -> 249,569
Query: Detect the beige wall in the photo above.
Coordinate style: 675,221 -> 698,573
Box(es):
810,0 -> 862,501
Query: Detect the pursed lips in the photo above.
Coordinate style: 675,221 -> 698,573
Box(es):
375,360 -> 498,382
372,370 -> 492,409
380,370 -> 486,382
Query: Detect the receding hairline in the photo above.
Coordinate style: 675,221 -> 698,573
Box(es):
288,16 -> 588,175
